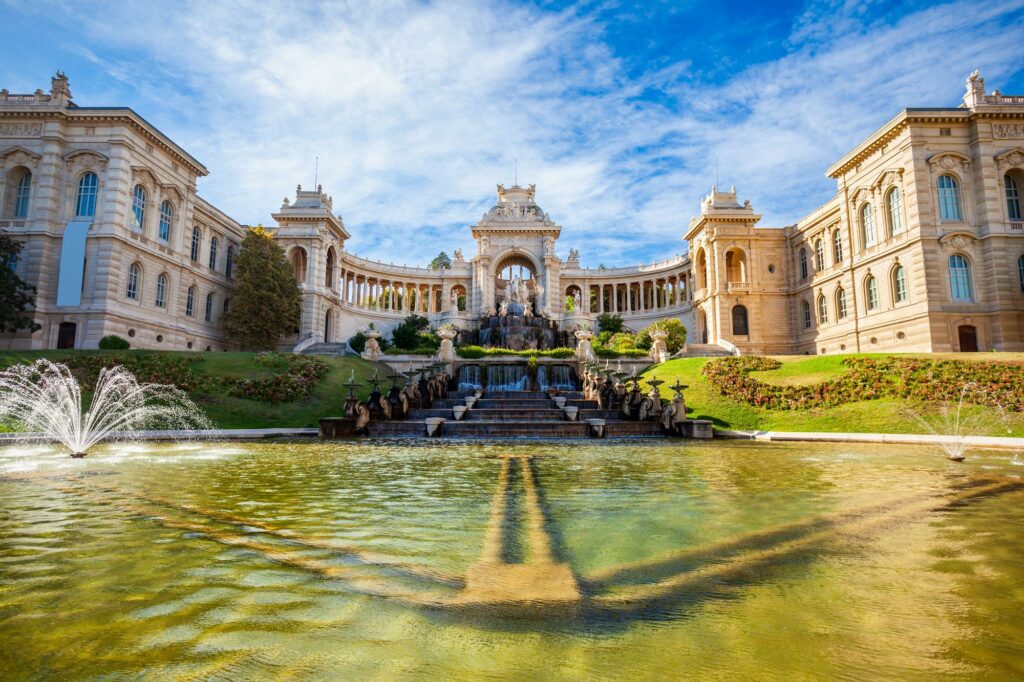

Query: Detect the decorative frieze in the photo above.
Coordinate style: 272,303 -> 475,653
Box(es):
0,122 -> 43,136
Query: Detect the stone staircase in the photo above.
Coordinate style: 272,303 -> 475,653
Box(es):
674,343 -> 735,358
364,388 -> 666,438
302,342 -> 351,356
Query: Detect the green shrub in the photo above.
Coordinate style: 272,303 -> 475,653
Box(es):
596,313 -> 624,334
392,315 -> 430,350
636,319 -> 687,353
594,346 -> 649,358
348,332 -> 366,353
385,347 -> 436,356
455,345 -> 576,359
98,334 -> 130,350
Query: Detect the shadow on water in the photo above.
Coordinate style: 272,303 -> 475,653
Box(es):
11,463 -> 1024,637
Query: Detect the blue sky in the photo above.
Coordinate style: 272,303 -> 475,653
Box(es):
2,0 -> 1023,266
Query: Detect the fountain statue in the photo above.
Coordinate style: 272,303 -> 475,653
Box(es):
0,359 -> 210,457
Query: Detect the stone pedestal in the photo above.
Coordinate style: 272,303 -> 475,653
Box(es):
361,330 -> 383,361
437,328 -> 457,362
319,417 -> 359,438
574,329 -> 596,362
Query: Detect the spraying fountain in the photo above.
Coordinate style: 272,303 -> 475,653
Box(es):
0,359 -> 210,457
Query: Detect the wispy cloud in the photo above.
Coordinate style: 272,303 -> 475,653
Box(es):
4,0 -> 1024,266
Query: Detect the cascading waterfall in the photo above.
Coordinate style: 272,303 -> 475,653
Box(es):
486,364 -> 529,391
457,365 -> 483,391
0,359 -> 211,457
538,365 -> 576,391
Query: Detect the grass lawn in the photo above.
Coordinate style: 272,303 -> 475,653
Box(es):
0,350 -> 391,430
644,353 -> 1024,437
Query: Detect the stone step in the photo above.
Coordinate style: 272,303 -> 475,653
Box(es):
676,344 -> 734,358
441,421 -> 592,438
603,421 -> 668,437
465,409 -> 571,421
483,391 -> 583,400
474,399 -> 599,410
366,421 -> 426,436
303,343 -> 350,355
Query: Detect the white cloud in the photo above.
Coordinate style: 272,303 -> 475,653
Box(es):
11,0 -> 1024,266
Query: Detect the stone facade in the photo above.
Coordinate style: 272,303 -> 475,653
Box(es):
1,72 -> 1022,353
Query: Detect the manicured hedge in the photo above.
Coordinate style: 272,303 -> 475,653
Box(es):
702,356 -> 1024,411
456,345 -> 576,359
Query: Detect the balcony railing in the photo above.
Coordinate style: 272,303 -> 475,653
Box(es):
1011,222 -> 1023,232
0,220 -> 27,230
727,281 -> 750,293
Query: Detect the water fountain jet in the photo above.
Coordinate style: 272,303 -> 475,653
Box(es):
0,359 -> 211,457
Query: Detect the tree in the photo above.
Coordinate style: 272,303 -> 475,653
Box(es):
596,313 -> 624,334
392,314 -> 433,350
222,227 -> 301,350
429,251 -> 452,270
0,234 -> 40,333
636,319 -> 687,353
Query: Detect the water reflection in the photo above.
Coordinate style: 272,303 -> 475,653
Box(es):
1,440 -> 1022,679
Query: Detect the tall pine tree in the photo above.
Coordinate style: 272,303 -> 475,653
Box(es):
0,234 -> 40,333
222,227 -> 301,350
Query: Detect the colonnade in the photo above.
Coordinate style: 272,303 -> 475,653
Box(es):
563,273 -> 693,315
338,269 -> 444,314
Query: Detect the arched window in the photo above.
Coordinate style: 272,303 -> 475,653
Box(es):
948,254 -> 973,301
861,203 -> 876,246
155,273 -> 167,307
185,285 -> 196,317
131,184 -> 147,230
325,247 -> 336,287
887,188 -> 904,234
801,300 -> 812,329
158,201 -> 173,242
814,239 -> 824,271
190,227 -> 201,262
731,305 -> 749,335
865,275 -> 879,311
799,248 -> 809,279
1006,174 -> 1022,221
75,172 -> 98,218
832,230 -> 843,263
204,292 -> 214,322
893,265 -> 908,303
817,294 -> 828,324
226,245 -> 235,279
208,236 -> 218,270
223,297 -> 231,314
126,262 -> 140,299
835,287 -> 847,319
1019,255 -> 1024,293
13,170 -> 31,218
938,175 -> 962,222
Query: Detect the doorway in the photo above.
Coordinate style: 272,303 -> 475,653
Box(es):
957,325 -> 978,352
324,310 -> 333,343
56,322 -> 77,349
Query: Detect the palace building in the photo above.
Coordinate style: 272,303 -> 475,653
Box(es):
1,72 -> 1022,354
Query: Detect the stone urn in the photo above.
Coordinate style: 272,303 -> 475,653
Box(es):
586,418 -> 606,438
575,329 -> 596,362
437,328 -> 458,363
464,396 -> 477,408
563,406 -> 578,422
361,329 -> 383,361
425,417 -> 445,437
452,405 -> 468,421
552,396 -> 567,409
649,329 -> 670,363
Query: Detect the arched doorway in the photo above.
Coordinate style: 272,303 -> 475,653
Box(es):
492,252 -> 538,314
56,322 -> 76,349
697,309 -> 708,344
957,325 -> 978,352
324,310 -> 333,343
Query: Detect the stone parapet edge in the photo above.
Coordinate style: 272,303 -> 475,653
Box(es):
716,430 -> 1024,450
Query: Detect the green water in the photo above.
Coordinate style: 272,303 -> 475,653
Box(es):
1,439 -> 1023,680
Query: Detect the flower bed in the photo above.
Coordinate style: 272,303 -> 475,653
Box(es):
702,356 -> 1024,411
227,354 -> 328,403
63,353 -> 204,391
